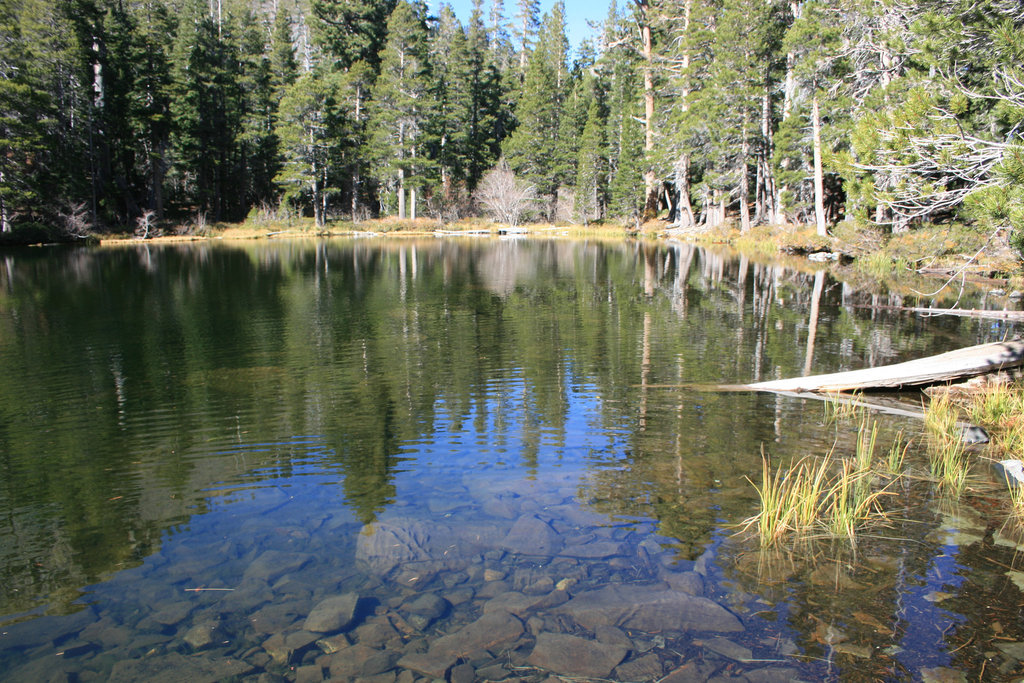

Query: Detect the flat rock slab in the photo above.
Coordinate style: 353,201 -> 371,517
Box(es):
108,652 -> 252,683
556,584 -> 743,633
398,611 -> 523,678
527,632 -> 627,678
304,593 -> 360,633
243,550 -> 312,583
501,515 -> 563,556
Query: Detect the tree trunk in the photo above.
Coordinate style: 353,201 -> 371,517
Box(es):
398,167 -> 406,219
674,156 -> 695,227
352,84 -> 363,221
636,1 -> 658,219
739,124 -> 751,233
759,80 -> 776,224
410,185 -> 417,220
0,167 -> 8,232
812,95 -> 826,236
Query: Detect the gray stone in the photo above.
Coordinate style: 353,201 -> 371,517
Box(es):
262,630 -> 319,664
662,570 -> 705,596
614,653 -> 664,681
294,664 -> 325,683
702,636 -> 753,662
183,621 -> 221,650
594,625 -> 634,650
559,541 -> 625,559
243,550 -> 312,583
316,633 -> 351,654
405,592 -> 449,621
304,593 -> 360,633
742,667 -> 807,683
250,601 -> 310,635
431,609 -> 523,656
501,515 -> 563,556
150,602 -> 193,627
450,662 -> 475,683
396,650 -> 454,679
327,643 -> 400,678
356,520 -> 433,575
527,632 -> 627,678
483,589 -> 569,617
557,584 -> 743,633
108,652 -> 252,683
397,610 -> 524,678
661,662 -> 722,683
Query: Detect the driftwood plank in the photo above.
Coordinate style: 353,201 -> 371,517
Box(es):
745,340 -> 1024,393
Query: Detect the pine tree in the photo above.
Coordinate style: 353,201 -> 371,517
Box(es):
574,67 -> 607,223
605,41 -> 644,221
275,68 -> 343,227
310,0 -> 397,70
169,0 -> 247,221
270,7 -> 299,101
0,0 -> 53,231
367,0 -> 433,219
502,2 -> 569,217
429,5 -> 469,199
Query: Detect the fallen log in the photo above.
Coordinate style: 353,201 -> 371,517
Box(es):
852,304 -> 1024,321
743,340 -> 1024,393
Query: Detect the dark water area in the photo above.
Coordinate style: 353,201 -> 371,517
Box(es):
1,238 -> 1024,682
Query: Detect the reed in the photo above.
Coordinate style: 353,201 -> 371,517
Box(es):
743,445 -> 892,548
884,429 -> 910,475
924,392 -> 971,492
823,393 -> 866,426
966,382 -> 1021,426
855,419 -> 878,472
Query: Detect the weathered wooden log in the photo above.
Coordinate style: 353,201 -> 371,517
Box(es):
852,304 -> 1024,321
744,340 -> 1024,393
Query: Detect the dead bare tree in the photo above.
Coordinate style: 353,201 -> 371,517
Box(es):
57,202 -> 92,238
134,210 -> 158,239
475,161 -> 537,228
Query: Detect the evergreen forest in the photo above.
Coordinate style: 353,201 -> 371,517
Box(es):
1,0 -> 1023,246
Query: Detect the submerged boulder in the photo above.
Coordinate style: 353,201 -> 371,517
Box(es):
556,584 -> 742,633
527,632 -> 628,678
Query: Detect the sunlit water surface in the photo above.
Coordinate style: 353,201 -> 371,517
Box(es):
2,239 -> 1024,682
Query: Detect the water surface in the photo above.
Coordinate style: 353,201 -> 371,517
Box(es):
1,239 -> 1023,681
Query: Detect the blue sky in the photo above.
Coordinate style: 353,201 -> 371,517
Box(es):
435,0 -> 608,54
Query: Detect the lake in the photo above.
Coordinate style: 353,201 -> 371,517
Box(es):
1,238 -> 1023,681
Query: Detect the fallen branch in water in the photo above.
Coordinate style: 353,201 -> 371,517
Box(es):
852,304 -> 1024,321
738,340 -> 1024,393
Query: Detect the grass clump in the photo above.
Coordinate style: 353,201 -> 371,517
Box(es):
743,422 -> 893,548
924,392 -> 971,493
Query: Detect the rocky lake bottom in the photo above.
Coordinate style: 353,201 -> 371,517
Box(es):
0,468 -> 823,683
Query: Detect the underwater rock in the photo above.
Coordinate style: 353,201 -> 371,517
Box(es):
327,643 -> 400,678
501,515 -> 564,556
661,570 -> 705,596
404,593 -> 450,622
355,521 -> 433,575
243,550 -> 312,583
594,624 -> 634,650
262,630 -> 319,664
303,593 -> 360,633
182,620 -> 222,650
557,584 -> 743,633
742,667 -> 807,683
108,652 -> 252,682
353,617 -> 401,648
699,636 -> 752,662
397,610 -> 523,678
613,652 -> 664,681
527,632 -> 628,678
